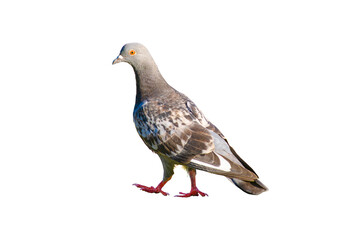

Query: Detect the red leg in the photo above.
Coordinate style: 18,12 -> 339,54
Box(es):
133,177 -> 171,196
175,168 -> 208,197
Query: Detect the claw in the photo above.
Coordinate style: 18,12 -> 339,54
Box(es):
175,187 -> 208,198
133,183 -> 169,196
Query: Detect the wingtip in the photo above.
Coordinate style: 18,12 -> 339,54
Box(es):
231,178 -> 268,195
254,179 -> 269,192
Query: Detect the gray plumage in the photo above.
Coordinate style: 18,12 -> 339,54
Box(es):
113,43 -> 268,196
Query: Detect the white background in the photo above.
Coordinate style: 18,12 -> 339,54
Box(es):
1,0 -> 362,239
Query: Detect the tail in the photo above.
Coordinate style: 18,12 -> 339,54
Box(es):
230,178 -> 268,195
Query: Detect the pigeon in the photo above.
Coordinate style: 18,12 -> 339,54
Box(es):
112,43 -> 268,197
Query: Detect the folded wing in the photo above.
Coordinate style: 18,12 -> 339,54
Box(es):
134,97 -> 260,182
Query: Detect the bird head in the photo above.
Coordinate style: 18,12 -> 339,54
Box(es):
112,43 -> 153,67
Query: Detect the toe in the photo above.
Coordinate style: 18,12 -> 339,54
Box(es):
133,183 -> 169,196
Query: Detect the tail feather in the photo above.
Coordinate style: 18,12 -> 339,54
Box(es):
230,178 -> 268,195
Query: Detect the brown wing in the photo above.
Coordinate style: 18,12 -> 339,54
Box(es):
133,99 -> 215,163
185,100 -> 259,177
134,98 -> 258,181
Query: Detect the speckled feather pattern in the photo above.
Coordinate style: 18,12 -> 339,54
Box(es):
133,90 -> 258,181
133,91 -> 214,162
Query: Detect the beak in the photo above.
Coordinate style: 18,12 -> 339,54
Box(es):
112,55 -> 124,65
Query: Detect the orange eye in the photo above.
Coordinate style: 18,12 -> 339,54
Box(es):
129,50 -> 136,55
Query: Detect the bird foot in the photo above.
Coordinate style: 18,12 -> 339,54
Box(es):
175,187 -> 208,198
133,183 -> 169,196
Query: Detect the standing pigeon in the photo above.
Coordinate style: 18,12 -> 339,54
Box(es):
112,43 -> 268,197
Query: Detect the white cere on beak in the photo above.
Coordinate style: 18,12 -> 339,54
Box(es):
112,55 -> 124,65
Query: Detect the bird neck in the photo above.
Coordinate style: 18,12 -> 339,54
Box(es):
133,63 -> 172,104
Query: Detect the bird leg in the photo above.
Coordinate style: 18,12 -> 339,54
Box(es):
175,168 -> 208,197
133,156 -> 175,196
133,177 -> 171,196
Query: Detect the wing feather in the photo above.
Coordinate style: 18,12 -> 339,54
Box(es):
133,96 -> 258,182
133,100 -> 214,163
